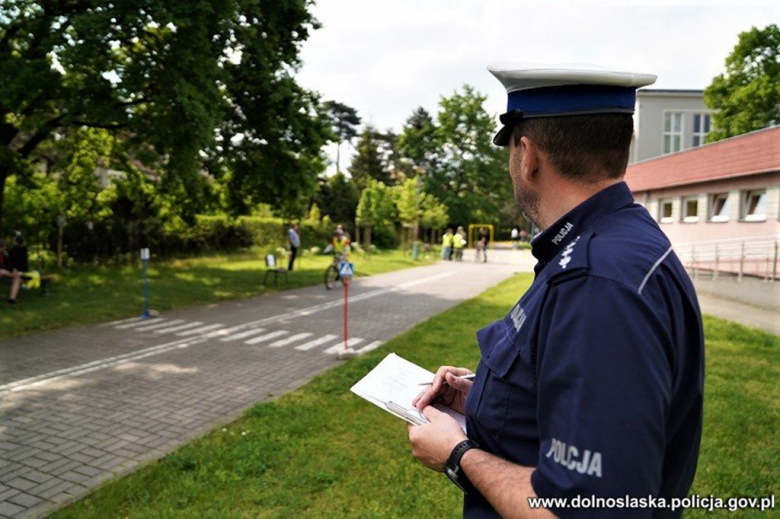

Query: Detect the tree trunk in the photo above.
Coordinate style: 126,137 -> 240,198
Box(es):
355,223 -> 360,246
336,141 -> 341,174
0,172 -> 7,235
366,226 -> 372,260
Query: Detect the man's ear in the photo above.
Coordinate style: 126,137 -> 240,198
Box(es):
519,136 -> 539,184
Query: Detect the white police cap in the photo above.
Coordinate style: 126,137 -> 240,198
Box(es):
488,63 -> 657,146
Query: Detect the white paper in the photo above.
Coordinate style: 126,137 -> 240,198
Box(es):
350,353 -> 467,433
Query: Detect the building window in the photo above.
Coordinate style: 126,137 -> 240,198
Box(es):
681,197 -> 699,223
692,113 -> 711,147
663,112 -> 682,154
708,193 -> 730,222
659,199 -> 674,223
741,189 -> 767,222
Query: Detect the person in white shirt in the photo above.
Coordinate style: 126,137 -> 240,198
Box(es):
287,224 -> 300,270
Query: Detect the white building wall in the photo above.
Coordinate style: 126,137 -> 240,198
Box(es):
632,91 -> 712,163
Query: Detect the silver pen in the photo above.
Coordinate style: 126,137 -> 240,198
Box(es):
418,373 -> 476,385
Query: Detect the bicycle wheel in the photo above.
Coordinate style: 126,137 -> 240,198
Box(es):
324,265 -> 339,290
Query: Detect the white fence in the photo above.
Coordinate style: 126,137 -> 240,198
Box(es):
675,236 -> 779,281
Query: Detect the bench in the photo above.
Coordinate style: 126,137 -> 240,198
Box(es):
39,274 -> 57,295
262,255 -> 287,287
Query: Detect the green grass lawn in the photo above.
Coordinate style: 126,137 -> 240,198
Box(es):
0,249 -> 433,341
54,274 -> 779,518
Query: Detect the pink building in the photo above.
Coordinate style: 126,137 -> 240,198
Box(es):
625,126 -> 779,279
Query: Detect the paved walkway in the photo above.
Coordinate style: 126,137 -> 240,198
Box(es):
0,255 -> 526,518
696,293 -> 780,336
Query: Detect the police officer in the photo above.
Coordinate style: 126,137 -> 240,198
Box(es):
407,64 -> 704,518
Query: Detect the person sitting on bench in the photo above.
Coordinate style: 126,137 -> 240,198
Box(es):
0,239 -> 22,304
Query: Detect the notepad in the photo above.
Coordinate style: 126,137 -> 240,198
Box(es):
350,353 -> 467,432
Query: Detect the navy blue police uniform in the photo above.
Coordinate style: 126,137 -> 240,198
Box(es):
463,181 -> 705,518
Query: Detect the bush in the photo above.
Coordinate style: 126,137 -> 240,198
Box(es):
371,225 -> 399,249
45,215 -> 341,265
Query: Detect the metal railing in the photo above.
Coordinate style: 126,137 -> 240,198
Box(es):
675,235 -> 779,281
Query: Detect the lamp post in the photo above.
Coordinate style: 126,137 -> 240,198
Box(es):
412,168 -> 423,261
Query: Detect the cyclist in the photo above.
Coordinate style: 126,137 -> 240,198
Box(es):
323,226 -> 351,257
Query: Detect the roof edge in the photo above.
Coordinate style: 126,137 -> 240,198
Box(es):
630,167 -> 780,192
629,125 -> 780,167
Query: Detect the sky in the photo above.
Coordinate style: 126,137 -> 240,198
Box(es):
295,0 -> 779,173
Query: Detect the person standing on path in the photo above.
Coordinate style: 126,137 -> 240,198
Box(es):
407,64 -> 704,518
453,226 -> 466,261
287,223 -> 300,271
442,228 -> 454,261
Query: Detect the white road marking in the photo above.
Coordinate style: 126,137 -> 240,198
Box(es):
102,316 -> 145,327
210,271 -> 455,334
269,333 -> 313,348
356,340 -> 383,354
155,321 -> 205,334
295,334 -> 339,351
176,324 -> 224,336
245,330 -> 288,345
323,338 -> 364,355
219,328 -> 267,342
209,324 -> 257,339
11,271 -> 455,393
0,336 -> 208,395
116,318 -> 164,329
135,319 -> 186,332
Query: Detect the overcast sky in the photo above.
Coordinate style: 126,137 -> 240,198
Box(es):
295,0 -> 778,172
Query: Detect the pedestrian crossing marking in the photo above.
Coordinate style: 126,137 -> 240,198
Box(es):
135,319 -> 186,332
116,318 -> 164,329
114,317 -> 381,356
323,338 -> 365,355
357,340 -> 383,354
295,334 -> 339,351
176,324 -> 224,336
220,328 -> 267,342
269,333 -> 313,348
155,321 -> 205,334
104,316 -> 145,327
245,330 -> 289,345
209,324 -> 255,339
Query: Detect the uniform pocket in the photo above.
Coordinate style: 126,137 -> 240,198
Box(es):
473,324 -> 521,440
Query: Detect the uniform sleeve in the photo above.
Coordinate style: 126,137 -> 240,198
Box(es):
530,276 -> 672,517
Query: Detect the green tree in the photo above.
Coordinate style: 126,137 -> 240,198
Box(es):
349,125 -> 394,190
397,107 -> 438,175
405,86 -> 509,226
355,180 -> 395,253
0,0 -> 328,230
323,101 -> 361,174
705,24 -> 780,142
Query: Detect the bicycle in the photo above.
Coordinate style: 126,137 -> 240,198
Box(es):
324,252 -> 345,290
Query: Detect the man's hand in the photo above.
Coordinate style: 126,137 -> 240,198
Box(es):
413,366 -> 474,414
407,406 -> 468,472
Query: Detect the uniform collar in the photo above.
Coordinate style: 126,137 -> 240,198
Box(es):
531,181 -> 634,266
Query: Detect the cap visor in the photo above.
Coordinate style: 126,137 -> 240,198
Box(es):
493,125 -> 512,147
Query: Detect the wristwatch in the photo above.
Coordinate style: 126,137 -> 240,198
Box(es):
445,439 -> 479,494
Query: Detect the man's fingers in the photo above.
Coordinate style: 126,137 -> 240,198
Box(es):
445,372 -> 474,392
422,405 -> 444,420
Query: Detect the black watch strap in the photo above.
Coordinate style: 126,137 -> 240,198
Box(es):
445,439 -> 479,494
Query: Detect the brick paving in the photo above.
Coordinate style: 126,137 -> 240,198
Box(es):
0,254 -> 529,517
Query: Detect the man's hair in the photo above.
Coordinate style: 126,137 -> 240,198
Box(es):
512,114 -> 633,182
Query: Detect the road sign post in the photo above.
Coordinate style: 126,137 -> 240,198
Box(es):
140,248 -> 152,319
337,256 -> 358,360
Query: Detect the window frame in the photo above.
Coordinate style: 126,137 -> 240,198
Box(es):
659,199 -> 675,223
741,189 -> 768,222
662,111 -> 683,154
681,196 -> 699,223
692,113 -> 711,148
707,192 -> 730,223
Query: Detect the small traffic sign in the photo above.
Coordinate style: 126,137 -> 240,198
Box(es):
339,261 -> 354,279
